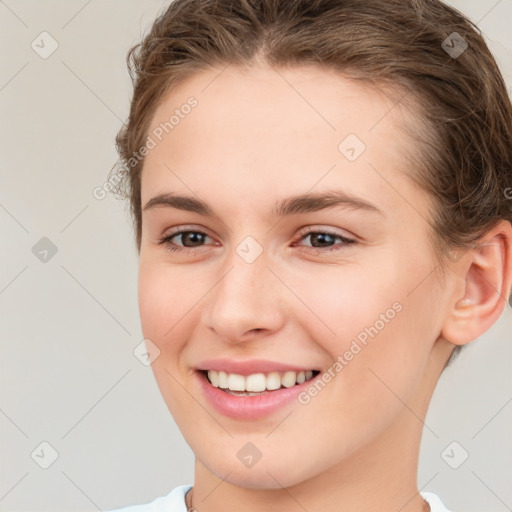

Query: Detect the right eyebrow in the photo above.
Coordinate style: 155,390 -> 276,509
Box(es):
143,193 -> 216,217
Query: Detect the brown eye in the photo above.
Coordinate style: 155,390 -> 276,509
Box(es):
294,228 -> 356,253
170,231 -> 208,247
158,228 -> 214,253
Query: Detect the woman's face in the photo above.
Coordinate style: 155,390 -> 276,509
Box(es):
138,64 -> 455,488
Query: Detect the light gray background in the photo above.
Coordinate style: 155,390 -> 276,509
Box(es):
1,1 -> 511,511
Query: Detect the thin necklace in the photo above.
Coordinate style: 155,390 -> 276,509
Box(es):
185,486 -> 432,512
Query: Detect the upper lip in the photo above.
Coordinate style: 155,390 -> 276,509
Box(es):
196,358 -> 319,376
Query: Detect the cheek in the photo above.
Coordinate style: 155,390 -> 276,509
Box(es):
137,261 -> 197,352
290,258 -> 435,408
290,262 -> 401,355
338,288 -> 441,425
138,264 -> 168,341
137,261 -> 198,416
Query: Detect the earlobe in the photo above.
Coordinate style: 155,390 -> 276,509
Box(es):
441,220 -> 512,346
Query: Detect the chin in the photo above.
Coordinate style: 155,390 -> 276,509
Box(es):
200,453 -> 312,490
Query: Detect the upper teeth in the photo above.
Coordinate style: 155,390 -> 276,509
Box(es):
207,370 -> 315,392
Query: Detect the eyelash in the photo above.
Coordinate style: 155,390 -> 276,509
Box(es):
158,226 -> 356,254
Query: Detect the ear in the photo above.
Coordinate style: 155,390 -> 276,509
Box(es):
441,220 -> 512,346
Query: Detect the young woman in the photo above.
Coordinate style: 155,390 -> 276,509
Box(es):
108,0 -> 512,510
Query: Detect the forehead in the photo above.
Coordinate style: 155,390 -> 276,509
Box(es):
147,63 -> 412,150
141,63 -> 427,220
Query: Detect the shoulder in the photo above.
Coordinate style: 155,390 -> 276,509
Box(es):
107,484 -> 193,512
421,491 -> 453,512
108,487 -> 450,511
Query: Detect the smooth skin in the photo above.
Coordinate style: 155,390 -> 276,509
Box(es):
137,62 -> 512,512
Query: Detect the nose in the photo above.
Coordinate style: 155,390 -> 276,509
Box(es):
202,246 -> 286,343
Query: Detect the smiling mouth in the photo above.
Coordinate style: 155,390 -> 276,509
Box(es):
200,369 -> 321,395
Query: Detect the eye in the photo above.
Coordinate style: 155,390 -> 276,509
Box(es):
292,227 -> 355,253
158,226 -> 356,254
158,228 -> 214,253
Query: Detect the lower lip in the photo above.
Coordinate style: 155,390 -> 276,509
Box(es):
196,370 -> 320,420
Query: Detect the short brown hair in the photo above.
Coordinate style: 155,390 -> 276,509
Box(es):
112,0 -> 512,366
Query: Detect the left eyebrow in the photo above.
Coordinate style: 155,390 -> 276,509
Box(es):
142,190 -> 384,218
273,191 -> 384,218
